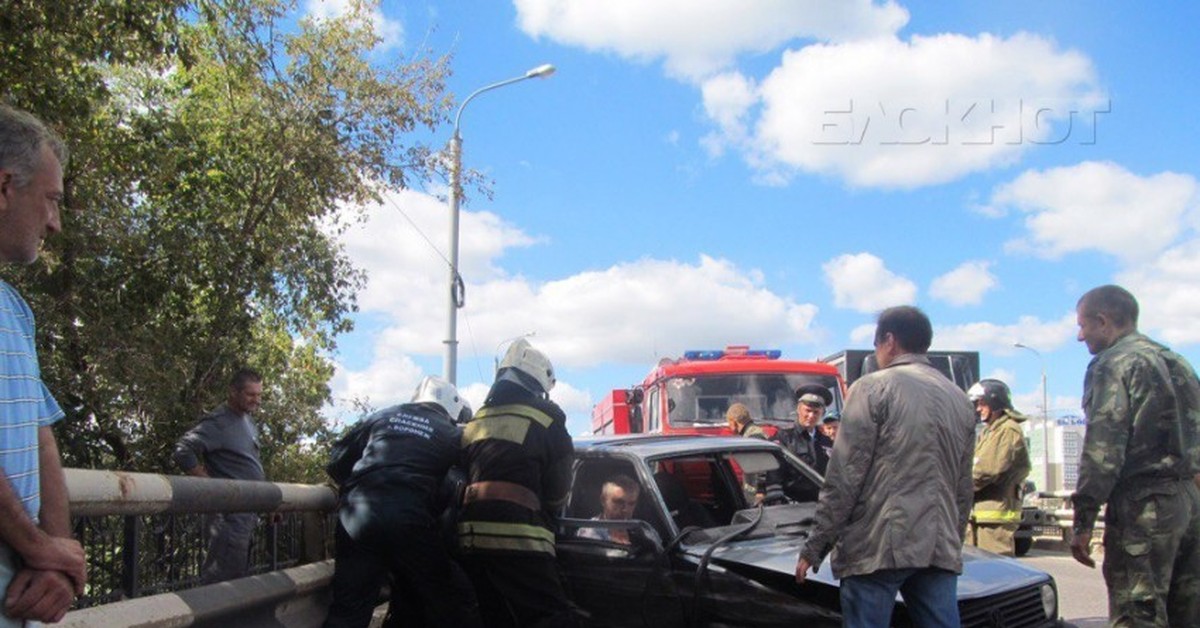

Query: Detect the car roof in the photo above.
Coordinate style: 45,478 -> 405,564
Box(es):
574,434 -> 782,458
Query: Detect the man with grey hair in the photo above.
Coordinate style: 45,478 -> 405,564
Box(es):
0,104 -> 88,625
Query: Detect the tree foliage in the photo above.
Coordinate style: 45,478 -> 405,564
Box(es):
1,0 -> 452,481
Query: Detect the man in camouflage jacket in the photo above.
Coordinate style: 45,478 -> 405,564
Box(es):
1071,285 -> 1200,627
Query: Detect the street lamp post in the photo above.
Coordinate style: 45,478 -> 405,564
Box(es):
444,64 -> 555,384
1014,343 -> 1051,491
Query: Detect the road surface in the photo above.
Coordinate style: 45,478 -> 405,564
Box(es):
1018,543 -> 1108,627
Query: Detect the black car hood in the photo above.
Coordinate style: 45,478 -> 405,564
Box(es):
686,532 -> 1050,599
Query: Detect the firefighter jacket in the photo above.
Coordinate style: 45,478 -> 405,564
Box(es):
325,402 -> 463,539
457,380 -> 574,557
972,409 -> 1031,525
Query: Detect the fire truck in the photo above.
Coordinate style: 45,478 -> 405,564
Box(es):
591,345 -> 845,437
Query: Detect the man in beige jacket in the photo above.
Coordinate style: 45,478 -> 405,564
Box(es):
795,306 -> 976,628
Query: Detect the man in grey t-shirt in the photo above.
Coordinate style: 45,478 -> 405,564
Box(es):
174,368 -> 266,583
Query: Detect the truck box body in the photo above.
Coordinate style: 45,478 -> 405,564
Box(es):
822,349 -> 980,392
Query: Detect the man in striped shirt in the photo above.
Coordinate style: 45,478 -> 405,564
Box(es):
0,105 -> 87,626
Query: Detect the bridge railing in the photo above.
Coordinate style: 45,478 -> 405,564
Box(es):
62,469 -> 337,613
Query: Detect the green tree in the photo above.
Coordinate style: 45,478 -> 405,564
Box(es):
1,0 -> 452,480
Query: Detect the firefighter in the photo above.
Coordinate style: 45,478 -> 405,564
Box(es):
324,376 -> 481,628
967,378 -> 1032,556
457,339 -> 578,628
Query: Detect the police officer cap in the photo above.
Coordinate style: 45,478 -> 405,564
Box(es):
795,384 -> 832,407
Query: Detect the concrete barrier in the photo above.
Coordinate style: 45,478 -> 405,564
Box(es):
60,561 -> 335,628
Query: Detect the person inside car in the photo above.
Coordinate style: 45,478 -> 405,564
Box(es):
577,475 -> 641,544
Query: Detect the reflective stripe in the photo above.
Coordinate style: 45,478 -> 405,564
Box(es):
973,509 -> 1021,523
463,416 -> 531,446
475,405 -> 554,428
458,521 -> 556,556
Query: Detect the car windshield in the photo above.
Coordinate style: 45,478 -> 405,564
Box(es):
664,373 -> 841,427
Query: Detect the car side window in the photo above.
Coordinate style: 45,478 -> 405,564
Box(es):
567,459 -> 639,520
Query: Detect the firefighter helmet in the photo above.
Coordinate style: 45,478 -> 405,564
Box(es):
967,379 -> 1012,411
412,375 -> 473,424
497,338 -> 556,394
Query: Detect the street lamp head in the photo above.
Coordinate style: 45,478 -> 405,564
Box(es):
526,64 -> 556,79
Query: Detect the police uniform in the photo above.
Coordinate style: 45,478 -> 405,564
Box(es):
1073,332 -> 1200,626
457,379 -> 576,628
970,408 -> 1031,555
772,426 -> 832,475
324,403 -> 481,628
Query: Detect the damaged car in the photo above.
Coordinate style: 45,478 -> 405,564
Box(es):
557,435 -> 1060,627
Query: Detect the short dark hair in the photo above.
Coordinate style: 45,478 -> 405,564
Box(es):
1078,285 -> 1139,328
602,474 -> 640,499
0,105 -> 68,187
230,368 -> 263,391
874,306 -> 933,354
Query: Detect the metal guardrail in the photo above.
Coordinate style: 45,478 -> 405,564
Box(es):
58,469 -> 338,627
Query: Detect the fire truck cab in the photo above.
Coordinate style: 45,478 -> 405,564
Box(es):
592,346 -> 845,437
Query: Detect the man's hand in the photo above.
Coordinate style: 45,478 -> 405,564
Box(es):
4,569 -> 75,623
795,557 -> 814,584
24,535 -> 86,593
1070,530 -> 1096,568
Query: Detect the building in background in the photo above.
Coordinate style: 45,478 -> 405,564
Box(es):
1023,414 -> 1087,493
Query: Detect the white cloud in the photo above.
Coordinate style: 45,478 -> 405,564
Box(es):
514,0 -> 908,80
305,0 -> 404,50
849,323 -> 876,346
822,253 -> 917,312
328,350 -> 424,419
339,188 -> 539,353
994,161 -> 1199,263
720,32 -> 1105,188
337,189 -> 821,380
465,255 -> 820,368
930,260 -> 997,306
1116,239 -> 1200,345
932,313 -> 1077,354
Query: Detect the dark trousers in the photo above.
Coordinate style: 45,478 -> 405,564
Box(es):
463,553 -> 578,628
324,521 -> 481,628
200,512 -> 256,584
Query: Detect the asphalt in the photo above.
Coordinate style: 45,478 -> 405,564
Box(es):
1018,539 -> 1109,627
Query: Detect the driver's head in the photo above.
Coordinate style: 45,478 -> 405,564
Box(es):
599,475 -> 640,521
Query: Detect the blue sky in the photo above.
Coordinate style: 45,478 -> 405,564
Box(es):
311,1 -> 1200,435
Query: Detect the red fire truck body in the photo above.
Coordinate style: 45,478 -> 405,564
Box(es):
591,346 -> 845,437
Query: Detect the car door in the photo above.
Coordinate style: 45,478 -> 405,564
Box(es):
557,456 -> 686,627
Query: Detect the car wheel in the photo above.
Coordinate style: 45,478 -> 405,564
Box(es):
1014,534 -> 1033,557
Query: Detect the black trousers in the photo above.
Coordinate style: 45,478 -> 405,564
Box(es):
324,521 -> 481,628
462,553 -> 578,628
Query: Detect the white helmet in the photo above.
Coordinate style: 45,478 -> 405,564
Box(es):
497,338 -> 555,394
412,375 -> 472,423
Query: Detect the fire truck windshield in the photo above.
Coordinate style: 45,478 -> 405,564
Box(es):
664,373 -> 842,427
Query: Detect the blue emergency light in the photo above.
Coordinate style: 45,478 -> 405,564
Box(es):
683,348 -> 782,361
